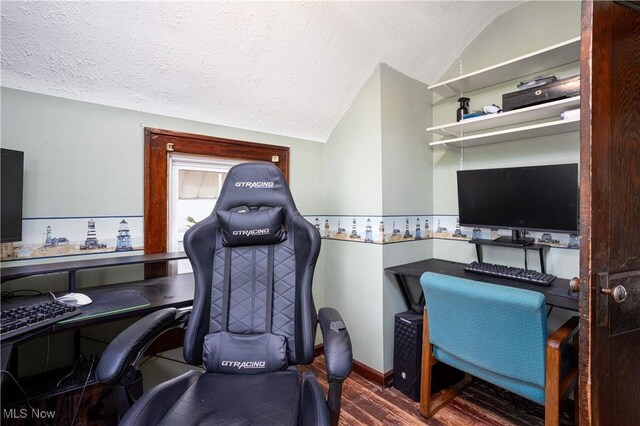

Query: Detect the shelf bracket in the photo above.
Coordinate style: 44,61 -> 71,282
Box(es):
441,142 -> 460,152
442,83 -> 456,98
442,128 -> 462,138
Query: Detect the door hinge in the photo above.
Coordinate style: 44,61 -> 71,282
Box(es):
166,143 -> 174,152
271,155 -> 280,163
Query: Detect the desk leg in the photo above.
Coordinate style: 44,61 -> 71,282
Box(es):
475,244 -> 483,263
394,274 -> 413,312
68,271 -> 77,293
8,343 -> 18,375
10,349 -> 17,373
539,249 -> 546,274
74,329 -> 81,360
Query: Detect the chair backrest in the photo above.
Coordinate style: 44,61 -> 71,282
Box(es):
182,162 -> 321,367
420,272 -> 547,387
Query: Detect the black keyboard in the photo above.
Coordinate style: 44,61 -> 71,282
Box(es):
465,261 -> 556,286
0,300 -> 81,341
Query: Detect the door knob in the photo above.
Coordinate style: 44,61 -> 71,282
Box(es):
601,285 -> 627,303
569,277 -> 581,293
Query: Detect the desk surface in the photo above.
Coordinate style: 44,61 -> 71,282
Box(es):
0,271 -> 194,372
0,252 -> 188,283
1,273 -> 194,371
386,258 -> 578,311
1,273 -> 194,332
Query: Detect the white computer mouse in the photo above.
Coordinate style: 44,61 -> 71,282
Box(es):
56,292 -> 93,306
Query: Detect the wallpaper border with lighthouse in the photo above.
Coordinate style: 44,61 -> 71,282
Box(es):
1,216 -> 143,262
303,215 -> 580,250
2,214 -> 579,263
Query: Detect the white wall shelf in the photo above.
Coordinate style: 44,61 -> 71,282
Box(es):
427,96 -> 580,137
429,118 -> 580,150
428,37 -> 581,98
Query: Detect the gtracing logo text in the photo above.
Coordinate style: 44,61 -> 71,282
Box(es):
232,229 -> 270,237
235,182 -> 275,189
221,361 -> 266,369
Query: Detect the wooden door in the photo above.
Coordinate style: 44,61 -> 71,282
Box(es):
579,1 -> 640,424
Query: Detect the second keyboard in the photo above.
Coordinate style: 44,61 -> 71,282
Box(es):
465,261 -> 556,286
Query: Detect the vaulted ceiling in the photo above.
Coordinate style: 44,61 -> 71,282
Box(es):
1,1 -> 523,142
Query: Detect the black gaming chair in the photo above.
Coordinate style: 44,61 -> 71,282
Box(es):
96,162 -> 352,425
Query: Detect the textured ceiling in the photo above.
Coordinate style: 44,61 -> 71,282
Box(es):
1,1 -> 521,142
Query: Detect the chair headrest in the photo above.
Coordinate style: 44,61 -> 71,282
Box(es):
216,206 -> 287,247
214,162 -> 298,222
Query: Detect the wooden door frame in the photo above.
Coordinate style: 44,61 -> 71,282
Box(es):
144,127 -> 290,257
578,2 -> 596,423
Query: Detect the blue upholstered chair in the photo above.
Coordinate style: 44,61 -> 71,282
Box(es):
419,272 -> 578,425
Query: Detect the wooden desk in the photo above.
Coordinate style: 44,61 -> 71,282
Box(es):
0,273 -> 194,333
386,258 -> 579,312
1,253 -> 194,370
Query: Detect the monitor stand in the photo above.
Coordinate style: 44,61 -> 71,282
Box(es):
493,230 -> 534,247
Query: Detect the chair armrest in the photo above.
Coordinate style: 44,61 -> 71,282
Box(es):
547,316 -> 579,351
545,315 -> 579,416
318,307 -> 352,383
96,307 -> 188,384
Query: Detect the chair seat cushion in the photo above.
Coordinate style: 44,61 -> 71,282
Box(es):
158,368 -> 302,426
435,347 -> 545,405
434,343 -> 576,407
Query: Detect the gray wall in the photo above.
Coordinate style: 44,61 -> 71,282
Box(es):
437,1 -> 581,84
324,67 -> 383,216
380,64 -> 433,216
1,87 -> 326,296
380,64 -> 432,372
1,87 -> 324,219
323,64 -> 434,373
323,66 -> 384,369
0,87 -> 327,375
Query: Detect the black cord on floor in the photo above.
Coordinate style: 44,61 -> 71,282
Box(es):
70,356 -> 95,426
56,355 -> 86,389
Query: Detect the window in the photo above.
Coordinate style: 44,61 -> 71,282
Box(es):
168,154 -> 242,273
144,128 -> 289,277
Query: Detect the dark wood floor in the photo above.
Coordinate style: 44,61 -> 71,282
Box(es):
3,353 -> 573,425
303,356 -> 574,426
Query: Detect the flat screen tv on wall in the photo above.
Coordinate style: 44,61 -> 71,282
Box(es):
1,148 -> 24,243
457,163 -> 579,246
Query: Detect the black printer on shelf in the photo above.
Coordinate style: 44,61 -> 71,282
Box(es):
502,74 -> 580,111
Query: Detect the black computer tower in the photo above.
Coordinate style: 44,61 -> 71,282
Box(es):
393,310 -> 464,402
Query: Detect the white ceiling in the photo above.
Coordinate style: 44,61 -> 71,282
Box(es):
1,1 -> 522,142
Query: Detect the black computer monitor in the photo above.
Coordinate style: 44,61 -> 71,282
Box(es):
1,148 -> 24,243
457,163 -> 578,245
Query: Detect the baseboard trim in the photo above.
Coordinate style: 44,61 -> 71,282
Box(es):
353,359 -> 393,388
314,344 -> 392,388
